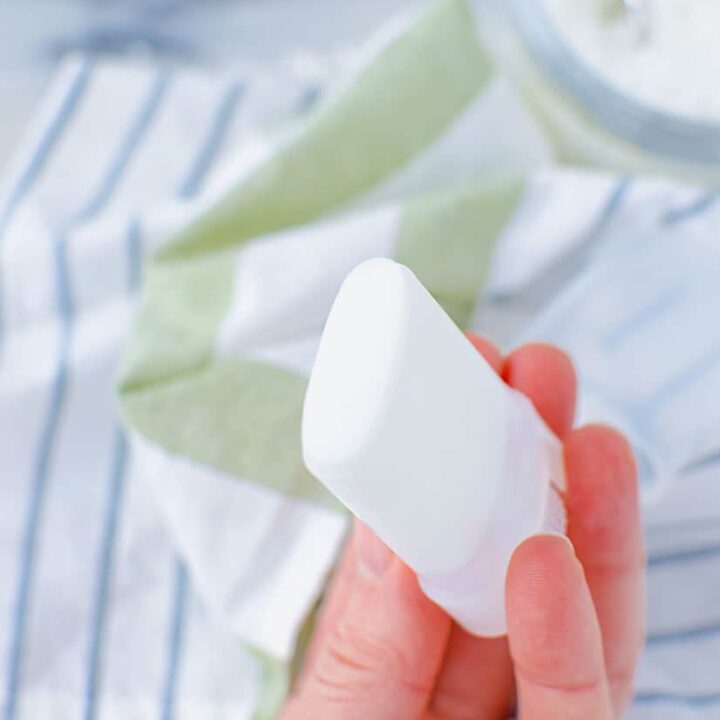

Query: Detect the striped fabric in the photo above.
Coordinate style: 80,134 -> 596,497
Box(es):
513,186 -> 720,719
2,1 -> 720,718
0,56 -> 326,720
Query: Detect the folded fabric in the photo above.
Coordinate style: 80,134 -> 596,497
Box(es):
0,53 -> 334,720
2,0 -> 720,718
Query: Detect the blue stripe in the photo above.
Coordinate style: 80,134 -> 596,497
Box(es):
0,59 -> 94,351
647,516 -> 720,536
649,542 -> 720,568
595,177 -> 632,231
156,80 -> 247,720
177,81 -> 245,199
0,60 -> 94,234
78,220 -> 144,720
78,80 -> 246,720
647,619 -> 720,645
83,218 -> 142,720
81,215 -> 142,720
127,217 -> 144,291
663,192 -> 717,225
488,177 -> 632,304
646,343 -> 720,412
602,285 -> 685,350
74,73 -> 171,224
81,431 -> 128,720
160,563 -> 188,720
681,448 -> 720,475
296,83 -> 322,114
3,70 -> 171,720
80,69 -> 187,717
3,238 -> 74,720
635,689 -> 720,707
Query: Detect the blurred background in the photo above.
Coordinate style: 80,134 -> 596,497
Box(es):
0,0 -> 418,172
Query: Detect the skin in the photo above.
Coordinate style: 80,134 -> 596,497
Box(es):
281,337 -> 646,720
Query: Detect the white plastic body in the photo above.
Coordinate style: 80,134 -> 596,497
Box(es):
302,259 -> 565,636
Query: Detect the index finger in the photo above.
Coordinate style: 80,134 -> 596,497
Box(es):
428,337 -> 577,720
564,425 -> 645,713
506,535 -> 614,720
502,342 -> 577,438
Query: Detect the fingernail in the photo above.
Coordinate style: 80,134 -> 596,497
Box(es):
355,521 -> 393,577
536,532 -> 576,555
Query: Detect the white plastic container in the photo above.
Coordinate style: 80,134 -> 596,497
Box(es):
302,259 -> 566,636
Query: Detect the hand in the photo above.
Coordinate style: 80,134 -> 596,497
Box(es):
281,338 -> 645,720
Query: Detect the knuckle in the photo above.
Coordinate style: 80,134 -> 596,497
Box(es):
609,667 -> 638,713
517,661 -> 607,698
313,618 -> 433,700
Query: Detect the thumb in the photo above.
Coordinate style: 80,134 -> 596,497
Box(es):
283,521 -> 451,720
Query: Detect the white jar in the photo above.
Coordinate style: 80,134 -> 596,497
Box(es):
476,0 -> 720,186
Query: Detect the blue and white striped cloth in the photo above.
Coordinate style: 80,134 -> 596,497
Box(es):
2,50 -> 720,720
0,56 -> 327,720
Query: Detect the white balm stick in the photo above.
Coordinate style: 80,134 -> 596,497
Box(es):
303,258 -> 566,636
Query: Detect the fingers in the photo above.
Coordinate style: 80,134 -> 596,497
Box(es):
283,521 -> 452,720
430,337 -> 578,719
468,337 -> 576,435
564,425 -> 645,714
298,527 -> 357,685
429,628 -> 515,720
502,346 -> 642,712
295,336 -> 601,720
506,535 -> 614,720
430,335 -> 515,720
502,343 -> 576,438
